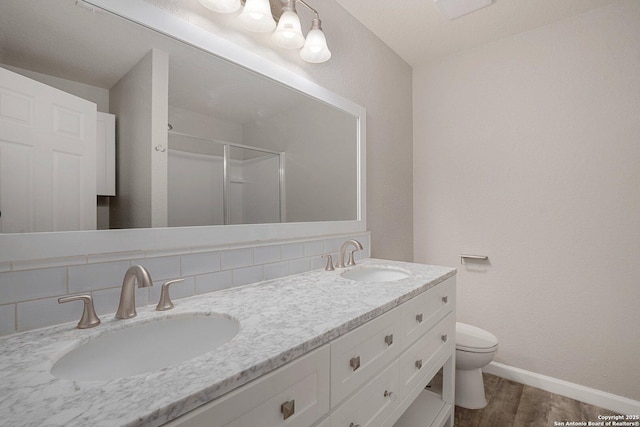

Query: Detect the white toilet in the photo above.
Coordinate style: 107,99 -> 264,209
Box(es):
455,322 -> 499,409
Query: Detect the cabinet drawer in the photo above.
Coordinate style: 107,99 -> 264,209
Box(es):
398,312 -> 455,400
331,307 -> 401,407
164,345 -> 330,427
400,277 -> 454,348
330,359 -> 399,427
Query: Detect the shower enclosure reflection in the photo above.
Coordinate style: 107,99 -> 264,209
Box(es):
167,131 -> 283,226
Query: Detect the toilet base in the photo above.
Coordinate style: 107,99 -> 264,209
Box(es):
455,368 -> 488,409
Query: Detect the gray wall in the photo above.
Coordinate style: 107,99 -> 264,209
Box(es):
110,49 -> 169,229
413,0 -> 640,400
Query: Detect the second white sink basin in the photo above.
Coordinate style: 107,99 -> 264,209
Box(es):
341,266 -> 410,282
51,314 -> 239,381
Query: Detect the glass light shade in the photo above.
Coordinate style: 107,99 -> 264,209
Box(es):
272,10 -> 305,49
198,0 -> 241,13
238,0 -> 276,32
300,28 -> 331,63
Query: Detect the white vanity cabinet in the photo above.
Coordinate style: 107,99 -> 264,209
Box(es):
165,276 -> 456,427
331,277 -> 456,427
165,345 -> 331,427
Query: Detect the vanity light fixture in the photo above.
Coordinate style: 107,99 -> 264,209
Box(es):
238,0 -> 276,32
198,0 -> 241,13
198,0 -> 331,63
272,0 -> 305,49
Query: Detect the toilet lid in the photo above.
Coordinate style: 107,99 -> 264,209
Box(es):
456,322 -> 498,352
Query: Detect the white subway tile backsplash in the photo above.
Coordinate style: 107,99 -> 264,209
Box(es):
132,256 -> 181,281
263,261 -> 289,281
304,240 -> 324,257
220,248 -> 253,270
12,256 -> 86,271
0,232 -> 370,335
289,257 -> 311,275
233,266 -> 263,287
92,287 -> 121,316
87,250 -> 145,264
281,243 -> 304,260
0,304 -> 16,336
0,268 -> 67,304
311,254 -> 326,270
69,261 -> 130,293
17,297 -> 77,332
253,245 -> 281,265
195,270 -> 233,294
181,252 -> 221,276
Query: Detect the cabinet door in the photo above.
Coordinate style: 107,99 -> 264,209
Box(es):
400,277 -> 454,348
0,67 -> 96,232
398,313 -> 455,404
330,307 -> 401,407
330,360 -> 399,427
165,345 -> 330,427
96,112 -> 115,196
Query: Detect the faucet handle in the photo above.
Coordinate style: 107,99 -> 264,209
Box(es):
156,279 -> 184,311
58,294 -> 101,329
322,254 -> 335,271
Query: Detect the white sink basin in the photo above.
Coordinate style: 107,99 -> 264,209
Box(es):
51,314 -> 239,381
341,266 -> 410,282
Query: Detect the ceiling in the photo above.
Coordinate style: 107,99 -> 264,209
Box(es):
0,0 -> 309,125
334,0 -> 620,67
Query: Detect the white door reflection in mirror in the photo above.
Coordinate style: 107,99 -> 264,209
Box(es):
0,67 -> 97,233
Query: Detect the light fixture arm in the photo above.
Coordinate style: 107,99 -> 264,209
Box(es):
201,0 -> 330,62
295,0 -> 319,21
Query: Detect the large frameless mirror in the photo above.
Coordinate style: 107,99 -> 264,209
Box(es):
0,0 -> 365,261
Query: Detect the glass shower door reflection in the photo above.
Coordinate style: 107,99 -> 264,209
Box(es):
226,146 -> 282,225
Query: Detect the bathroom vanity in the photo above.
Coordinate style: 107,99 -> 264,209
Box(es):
0,259 -> 455,426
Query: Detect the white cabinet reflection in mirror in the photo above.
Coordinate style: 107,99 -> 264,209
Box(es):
166,277 -> 456,427
0,67 -> 97,233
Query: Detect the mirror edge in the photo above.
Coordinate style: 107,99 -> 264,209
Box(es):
0,0 -> 367,263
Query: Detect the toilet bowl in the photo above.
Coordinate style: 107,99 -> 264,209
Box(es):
455,322 -> 498,409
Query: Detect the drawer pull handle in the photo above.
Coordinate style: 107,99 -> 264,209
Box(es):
442,295 -> 448,303
384,390 -> 396,401
350,356 -> 361,371
442,334 -> 448,342
416,313 -> 423,323
349,423 -> 361,427
415,359 -> 423,370
281,399 -> 295,420
384,334 -> 394,346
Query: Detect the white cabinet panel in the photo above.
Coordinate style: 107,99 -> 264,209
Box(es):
330,360 -> 399,427
166,345 -> 330,427
400,278 -> 455,348
331,307 -> 401,407
398,313 -> 455,402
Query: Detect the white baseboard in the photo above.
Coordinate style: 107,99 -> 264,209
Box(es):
483,362 -> 640,415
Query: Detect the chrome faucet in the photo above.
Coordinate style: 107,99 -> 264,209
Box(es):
336,239 -> 364,268
115,265 -> 153,319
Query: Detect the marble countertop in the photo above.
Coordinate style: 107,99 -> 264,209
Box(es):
0,258 -> 455,427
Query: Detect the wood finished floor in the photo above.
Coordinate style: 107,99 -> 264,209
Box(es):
453,374 -> 618,427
